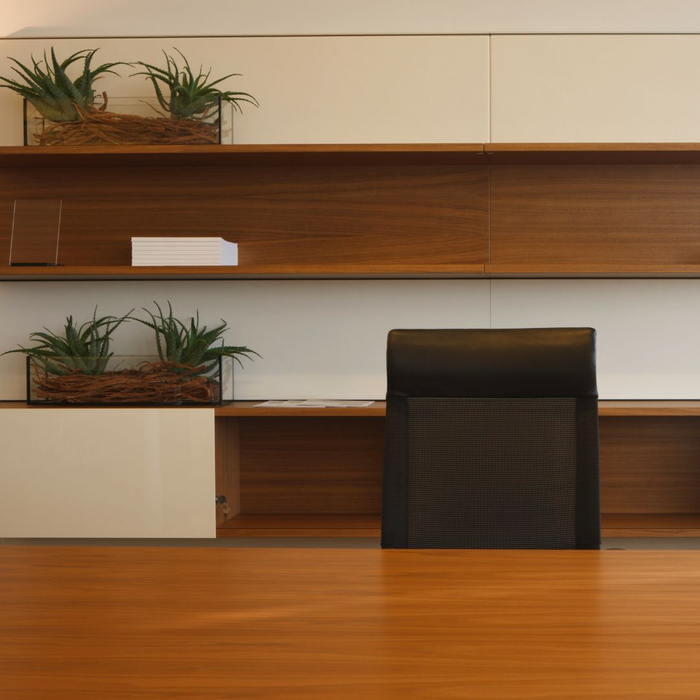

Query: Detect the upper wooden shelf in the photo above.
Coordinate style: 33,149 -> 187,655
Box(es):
485,265 -> 700,279
3,142 -> 700,167
0,143 -> 486,168
0,264 -> 487,281
484,143 -> 700,165
6,264 -> 700,281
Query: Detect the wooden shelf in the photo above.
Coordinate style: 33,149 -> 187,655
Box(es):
0,143 -> 486,168
217,514 -> 381,538
10,264 -> 700,281
3,400 -> 699,416
485,264 -> 700,279
0,264 -> 487,281
4,142 -> 700,168
600,401 -> 700,416
215,401 -> 388,417
601,514 -> 700,538
213,401 -> 700,418
484,142 -> 700,165
216,513 -> 700,538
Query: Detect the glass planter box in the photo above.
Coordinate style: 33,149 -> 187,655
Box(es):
24,96 -> 224,146
26,355 -> 226,406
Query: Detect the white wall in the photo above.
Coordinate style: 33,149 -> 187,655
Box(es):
3,31 -> 700,400
4,0 -> 700,37
0,281 -> 491,400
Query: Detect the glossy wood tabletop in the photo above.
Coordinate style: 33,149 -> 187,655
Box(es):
1,548 -> 700,699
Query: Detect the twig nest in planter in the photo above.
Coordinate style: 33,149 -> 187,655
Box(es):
36,105 -> 220,146
33,361 -> 219,404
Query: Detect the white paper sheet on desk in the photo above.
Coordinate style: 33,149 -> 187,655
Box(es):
254,400 -> 375,408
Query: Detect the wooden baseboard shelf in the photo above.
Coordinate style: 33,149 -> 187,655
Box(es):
601,514 -> 700,538
213,401 -> 700,418
215,513 -> 700,538
217,514 -> 382,538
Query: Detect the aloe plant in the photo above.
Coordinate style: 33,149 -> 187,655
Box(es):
0,48 -> 125,122
138,301 -> 259,372
2,309 -> 132,376
132,49 -> 258,119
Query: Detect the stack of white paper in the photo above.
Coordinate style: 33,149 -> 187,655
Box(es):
131,237 -> 238,266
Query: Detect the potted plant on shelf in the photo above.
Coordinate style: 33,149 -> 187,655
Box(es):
137,301 -> 260,373
131,48 -> 259,142
2,303 -> 258,405
0,47 -> 258,146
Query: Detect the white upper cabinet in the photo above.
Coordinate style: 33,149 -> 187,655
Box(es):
491,35 -> 700,143
0,36 -> 490,145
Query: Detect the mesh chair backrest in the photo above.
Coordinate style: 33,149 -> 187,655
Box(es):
381,329 -> 600,549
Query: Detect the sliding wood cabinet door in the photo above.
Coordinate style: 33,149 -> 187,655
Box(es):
0,409 -> 216,538
491,35 -> 700,142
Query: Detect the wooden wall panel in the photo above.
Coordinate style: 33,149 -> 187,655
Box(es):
600,417 -> 700,514
238,417 -> 384,514
0,164 -> 488,267
490,165 -> 700,265
235,415 -> 700,519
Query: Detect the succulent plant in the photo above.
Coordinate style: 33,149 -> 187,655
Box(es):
0,48 -> 125,122
132,49 -> 259,119
137,301 -> 259,373
2,309 -> 133,376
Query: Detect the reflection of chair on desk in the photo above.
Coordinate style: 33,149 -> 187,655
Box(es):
381,328 -> 601,549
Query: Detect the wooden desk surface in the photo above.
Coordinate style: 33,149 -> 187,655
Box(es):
1,548 -> 700,699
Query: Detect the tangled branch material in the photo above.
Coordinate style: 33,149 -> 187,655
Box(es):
32,361 -> 220,404
35,105 -> 220,146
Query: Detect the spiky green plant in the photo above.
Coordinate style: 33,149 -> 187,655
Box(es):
137,302 -> 259,373
2,309 -> 133,376
0,48 -> 125,122
132,49 -> 259,119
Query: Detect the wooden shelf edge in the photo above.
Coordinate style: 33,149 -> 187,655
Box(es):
6,142 -> 700,167
216,513 -> 700,539
217,514 -> 381,538
0,265 -> 487,281
8,264 -> 700,281
0,143 -> 487,168
213,401 -> 700,418
217,527 -> 381,538
484,143 -> 700,164
602,514 -> 700,538
3,400 -> 700,417
485,264 -> 700,279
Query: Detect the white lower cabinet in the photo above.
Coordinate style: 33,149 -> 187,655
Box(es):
0,408 -> 216,538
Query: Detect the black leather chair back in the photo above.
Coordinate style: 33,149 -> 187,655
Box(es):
381,328 -> 600,549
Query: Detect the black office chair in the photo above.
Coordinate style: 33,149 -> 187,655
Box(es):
381,328 -> 600,549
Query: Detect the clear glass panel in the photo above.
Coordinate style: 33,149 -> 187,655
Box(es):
9,199 -> 62,266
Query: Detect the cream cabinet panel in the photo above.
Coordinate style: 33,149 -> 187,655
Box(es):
0,409 -> 215,538
491,35 -> 700,143
0,36 -> 489,145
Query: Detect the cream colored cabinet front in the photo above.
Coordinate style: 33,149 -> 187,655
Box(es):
0,408 -> 216,538
0,35 -> 490,146
491,35 -> 700,143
